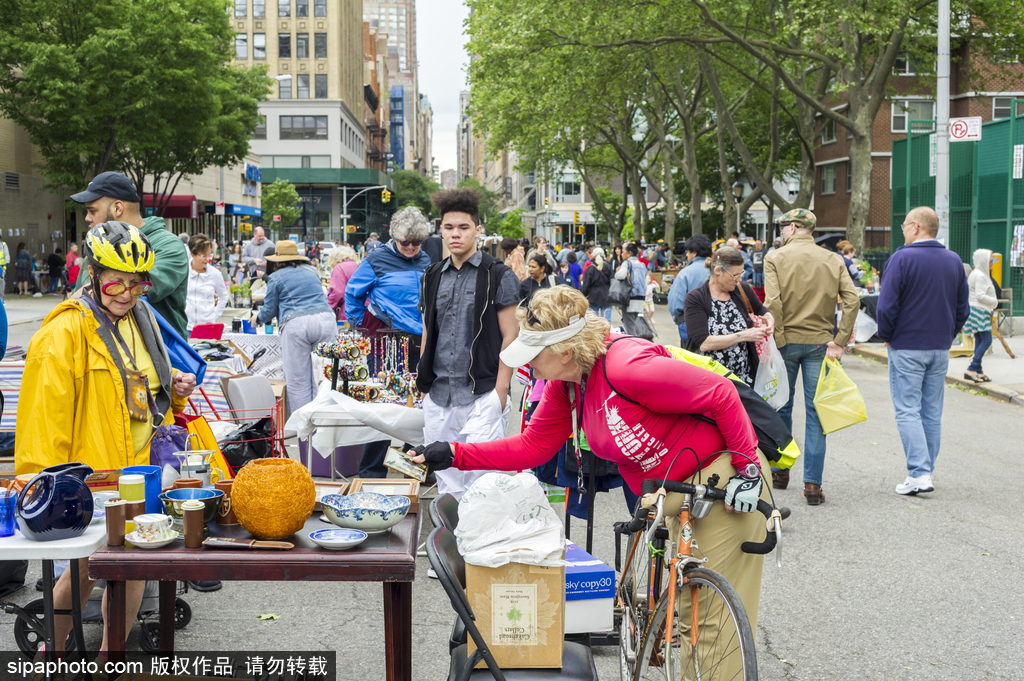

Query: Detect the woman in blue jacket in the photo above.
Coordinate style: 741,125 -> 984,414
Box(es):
344,207 -> 431,476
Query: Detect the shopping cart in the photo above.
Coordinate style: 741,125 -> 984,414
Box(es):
186,388 -> 287,475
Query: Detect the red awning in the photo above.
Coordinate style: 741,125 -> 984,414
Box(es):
142,194 -> 198,219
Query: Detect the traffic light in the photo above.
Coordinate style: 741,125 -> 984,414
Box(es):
544,197 -> 549,207
574,211 -> 580,224
382,189 -> 391,203
576,224 -> 584,235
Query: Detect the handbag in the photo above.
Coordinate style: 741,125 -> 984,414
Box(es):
149,424 -> 188,471
608,264 -> 632,308
634,315 -> 655,340
736,284 -> 771,363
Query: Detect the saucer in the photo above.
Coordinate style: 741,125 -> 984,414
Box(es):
126,531 -> 179,549
308,528 -> 367,550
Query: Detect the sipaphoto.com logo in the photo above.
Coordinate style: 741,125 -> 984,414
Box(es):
8,658 -> 143,678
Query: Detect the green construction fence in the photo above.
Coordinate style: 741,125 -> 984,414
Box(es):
892,111 -> 1024,314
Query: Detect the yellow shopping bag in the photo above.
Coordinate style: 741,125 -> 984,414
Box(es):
813,358 -> 868,434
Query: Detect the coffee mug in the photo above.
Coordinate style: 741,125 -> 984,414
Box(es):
214,480 -> 237,525
173,478 -> 203,490
134,513 -> 174,542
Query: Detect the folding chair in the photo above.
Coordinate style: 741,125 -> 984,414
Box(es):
426,527 -> 598,681
429,493 -> 460,533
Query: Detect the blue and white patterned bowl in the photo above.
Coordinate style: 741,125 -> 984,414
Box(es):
320,492 -> 410,534
308,528 -> 368,550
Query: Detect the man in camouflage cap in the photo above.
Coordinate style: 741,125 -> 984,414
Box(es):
763,208 -> 858,505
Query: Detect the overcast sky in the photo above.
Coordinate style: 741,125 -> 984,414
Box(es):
416,0 -> 470,174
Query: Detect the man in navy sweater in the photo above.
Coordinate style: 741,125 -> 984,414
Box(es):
876,207 -> 970,496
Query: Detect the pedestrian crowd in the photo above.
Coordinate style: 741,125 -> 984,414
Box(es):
3,167 -> 1001,668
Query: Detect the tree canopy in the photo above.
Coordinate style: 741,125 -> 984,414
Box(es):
261,178 -> 301,228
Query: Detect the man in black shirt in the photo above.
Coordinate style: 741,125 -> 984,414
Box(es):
46,248 -> 64,295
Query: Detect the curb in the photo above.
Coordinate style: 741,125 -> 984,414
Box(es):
7,316 -> 47,327
849,344 -> 1022,406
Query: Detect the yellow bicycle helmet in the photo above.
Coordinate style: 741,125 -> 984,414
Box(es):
85,221 -> 155,273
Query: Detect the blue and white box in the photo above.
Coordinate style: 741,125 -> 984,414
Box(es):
564,541 -> 615,634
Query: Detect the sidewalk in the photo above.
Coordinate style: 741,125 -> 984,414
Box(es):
850,324 -> 1024,407
2,292 -> 64,326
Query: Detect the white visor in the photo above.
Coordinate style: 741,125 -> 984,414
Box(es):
500,315 -> 588,368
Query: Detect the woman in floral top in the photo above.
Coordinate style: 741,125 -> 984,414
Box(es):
683,247 -> 773,385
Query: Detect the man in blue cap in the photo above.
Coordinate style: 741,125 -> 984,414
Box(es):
71,172 -> 190,338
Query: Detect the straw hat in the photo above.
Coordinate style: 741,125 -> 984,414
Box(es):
265,240 -> 309,263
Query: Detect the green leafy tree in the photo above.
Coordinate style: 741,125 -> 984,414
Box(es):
261,179 -> 301,228
498,209 -> 525,238
0,0 -> 267,209
391,169 -> 439,216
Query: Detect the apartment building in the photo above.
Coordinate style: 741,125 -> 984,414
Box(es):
813,42 -> 1024,248
363,22 -> 390,172
234,0 -> 394,242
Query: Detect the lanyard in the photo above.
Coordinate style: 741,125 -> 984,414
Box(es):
81,294 -> 162,424
568,378 -> 588,499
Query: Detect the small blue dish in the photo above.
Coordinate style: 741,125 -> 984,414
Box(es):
308,528 -> 368,550
164,488 -> 219,501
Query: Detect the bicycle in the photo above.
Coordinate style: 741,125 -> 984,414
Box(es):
615,473 -> 782,681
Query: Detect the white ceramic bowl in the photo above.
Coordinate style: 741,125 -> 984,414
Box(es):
308,528 -> 368,550
320,492 -> 410,534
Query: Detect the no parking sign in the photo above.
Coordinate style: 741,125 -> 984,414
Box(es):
949,116 -> 982,142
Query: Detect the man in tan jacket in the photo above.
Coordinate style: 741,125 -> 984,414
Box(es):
763,208 -> 859,505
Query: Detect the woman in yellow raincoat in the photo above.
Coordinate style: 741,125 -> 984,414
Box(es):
15,221 -> 196,661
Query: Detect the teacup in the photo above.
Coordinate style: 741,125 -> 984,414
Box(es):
133,513 -> 174,542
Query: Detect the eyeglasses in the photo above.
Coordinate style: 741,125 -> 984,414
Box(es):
101,281 -> 153,297
723,269 -> 744,281
901,221 -> 915,229
398,240 -> 423,248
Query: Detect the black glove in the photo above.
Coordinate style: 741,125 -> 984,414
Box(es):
724,472 -> 762,513
414,442 -> 454,472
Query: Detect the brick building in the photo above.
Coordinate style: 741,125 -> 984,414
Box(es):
813,44 -> 1024,249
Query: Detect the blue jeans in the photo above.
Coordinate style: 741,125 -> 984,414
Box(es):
48,273 -> 61,293
592,305 -> 612,322
888,348 -> 948,477
968,332 -> 992,373
752,271 -> 764,287
775,343 -> 827,485
677,321 -> 688,346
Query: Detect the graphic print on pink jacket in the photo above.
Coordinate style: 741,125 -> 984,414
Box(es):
453,336 -> 758,493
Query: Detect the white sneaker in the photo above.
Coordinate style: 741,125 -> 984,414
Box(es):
895,474 -> 934,496
427,567 -> 438,579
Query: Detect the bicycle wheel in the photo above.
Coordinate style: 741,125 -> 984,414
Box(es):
619,532 -> 667,681
633,567 -> 757,681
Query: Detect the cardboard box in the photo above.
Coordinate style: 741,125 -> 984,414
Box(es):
564,541 -> 615,634
465,560 -> 565,668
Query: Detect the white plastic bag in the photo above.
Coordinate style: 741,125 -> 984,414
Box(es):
456,472 -> 566,568
754,336 -> 790,411
854,313 -> 878,344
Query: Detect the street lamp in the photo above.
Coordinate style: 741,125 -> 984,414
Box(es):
732,182 -> 745,237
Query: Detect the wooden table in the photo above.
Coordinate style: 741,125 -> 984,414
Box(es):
89,511 -> 423,680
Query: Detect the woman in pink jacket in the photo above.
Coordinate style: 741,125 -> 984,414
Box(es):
415,287 -> 772,648
326,245 -> 359,323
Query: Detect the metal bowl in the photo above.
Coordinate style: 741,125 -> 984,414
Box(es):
160,488 -> 223,525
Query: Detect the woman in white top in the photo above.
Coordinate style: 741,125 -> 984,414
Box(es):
962,248 -> 998,383
185,234 -> 229,335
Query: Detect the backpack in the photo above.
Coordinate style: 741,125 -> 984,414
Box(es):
600,337 -> 799,469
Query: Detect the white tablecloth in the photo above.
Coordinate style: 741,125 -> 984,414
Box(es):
0,522 -> 106,560
222,332 -> 282,378
285,382 -> 425,456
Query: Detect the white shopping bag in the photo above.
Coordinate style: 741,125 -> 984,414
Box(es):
456,472 -> 566,568
754,336 -> 790,410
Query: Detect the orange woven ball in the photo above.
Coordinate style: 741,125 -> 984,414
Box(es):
231,458 -> 315,540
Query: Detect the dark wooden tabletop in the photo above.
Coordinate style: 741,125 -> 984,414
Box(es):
89,511 -> 422,583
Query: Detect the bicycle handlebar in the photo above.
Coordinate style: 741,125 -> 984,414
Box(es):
626,479 -> 778,556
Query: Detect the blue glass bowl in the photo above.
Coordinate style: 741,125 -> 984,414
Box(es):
320,492 -> 410,534
16,463 -> 94,541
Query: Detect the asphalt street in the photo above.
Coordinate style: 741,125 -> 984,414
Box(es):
1,298 -> 1021,680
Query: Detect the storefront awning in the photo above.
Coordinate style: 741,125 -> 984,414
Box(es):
142,194 -> 198,220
